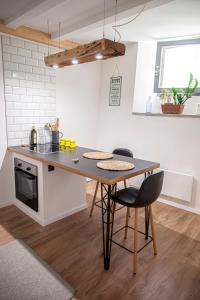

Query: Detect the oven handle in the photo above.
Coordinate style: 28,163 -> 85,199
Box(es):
15,168 -> 36,180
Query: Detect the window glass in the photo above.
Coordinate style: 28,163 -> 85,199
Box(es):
160,44 -> 200,88
154,39 -> 200,93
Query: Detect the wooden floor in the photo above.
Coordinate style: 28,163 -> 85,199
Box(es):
1,181 -> 200,300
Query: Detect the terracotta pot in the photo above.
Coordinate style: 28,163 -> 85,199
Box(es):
161,103 -> 184,114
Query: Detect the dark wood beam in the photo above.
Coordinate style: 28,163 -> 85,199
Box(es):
44,38 -> 126,67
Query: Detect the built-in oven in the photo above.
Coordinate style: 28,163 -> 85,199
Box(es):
14,158 -> 38,212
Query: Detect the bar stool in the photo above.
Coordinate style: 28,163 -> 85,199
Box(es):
89,148 -> 133,217
111,171 -> 164,274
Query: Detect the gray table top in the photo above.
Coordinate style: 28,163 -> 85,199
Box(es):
8,145 -> 160,185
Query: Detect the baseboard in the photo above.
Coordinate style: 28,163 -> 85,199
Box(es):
0,201 -> 13,208
43,203 -> 88,226
158,198 -> 200,215
14,200 -> 88,226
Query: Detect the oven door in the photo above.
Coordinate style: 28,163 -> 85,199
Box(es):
15,167 -> 38,212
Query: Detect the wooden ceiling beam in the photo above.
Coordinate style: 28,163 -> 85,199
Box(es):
0,23 -> 79,50
44,38 -> 126,67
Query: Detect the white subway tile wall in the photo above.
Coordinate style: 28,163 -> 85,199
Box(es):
2,35 -> 57,146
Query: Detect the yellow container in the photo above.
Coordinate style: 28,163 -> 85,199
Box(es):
60,137 -> 66,145
59,137 -> 76,149
70,140 -> 76,148
60,145 -> 65,151
65,139 -> 71,147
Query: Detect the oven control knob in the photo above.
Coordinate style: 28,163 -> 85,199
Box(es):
26,167 -> 31,171
18,163 -> 22,167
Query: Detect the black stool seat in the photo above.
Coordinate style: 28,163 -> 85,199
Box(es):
112,187 -> 139,207
112,171 -> 164,208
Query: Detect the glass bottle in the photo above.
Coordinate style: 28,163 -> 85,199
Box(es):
146,96 -> 152,113
30,126 -> 37,146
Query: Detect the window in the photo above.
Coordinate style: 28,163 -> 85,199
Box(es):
154,39 -> 200,94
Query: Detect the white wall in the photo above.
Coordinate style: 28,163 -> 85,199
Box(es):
55,43 -> 200,211
56,61 -> 101,148
96,44 -> 200,211
0,34 -> 57,207
0,36 -> 7,168
0,36 -> 13,207
1,34 -> 57,146
133,41 -> 158,113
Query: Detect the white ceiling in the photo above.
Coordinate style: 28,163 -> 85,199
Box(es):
24,0 -> 149,38
1,0 -> 148,33
1,0 -> 200,42
63,0 -> 200,42
0,0 -> 46,21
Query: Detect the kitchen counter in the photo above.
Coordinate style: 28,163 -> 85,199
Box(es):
8,145 -> 160,185
8,146 -> 90,226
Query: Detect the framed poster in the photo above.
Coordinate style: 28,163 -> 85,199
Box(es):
109,76 -> 122,106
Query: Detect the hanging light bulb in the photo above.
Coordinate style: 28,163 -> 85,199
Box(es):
72,59 -> 78,65
53,64 -> 59,69
96,53 -> 103,60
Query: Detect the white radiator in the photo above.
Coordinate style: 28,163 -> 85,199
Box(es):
161,169 -> 193,202
129,169 -> 193,203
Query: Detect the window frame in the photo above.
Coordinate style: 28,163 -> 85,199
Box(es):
154,38 -> 200,95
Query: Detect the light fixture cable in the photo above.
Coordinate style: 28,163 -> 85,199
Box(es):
103,0 -> 106,38
112,2 -> 147,42
59,22 -> 61,50
47,18 -> 50,56
114,0 -> 118,41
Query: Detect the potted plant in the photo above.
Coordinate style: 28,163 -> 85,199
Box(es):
160,73 -> 198,114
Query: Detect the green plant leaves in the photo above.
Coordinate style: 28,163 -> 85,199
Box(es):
170,73 -> 198,104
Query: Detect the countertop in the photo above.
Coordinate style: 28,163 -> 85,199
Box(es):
8,146 -> 160,185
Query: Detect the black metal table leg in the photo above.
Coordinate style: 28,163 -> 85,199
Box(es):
144,171 -> 153,240
101,183 -> 115,270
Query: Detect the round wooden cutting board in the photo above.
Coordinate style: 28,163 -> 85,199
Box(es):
83,152 -> 114,160
96,160 -> 135,171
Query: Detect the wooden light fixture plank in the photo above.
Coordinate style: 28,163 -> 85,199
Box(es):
44,38 -> 126,67
0,22 -> 79,50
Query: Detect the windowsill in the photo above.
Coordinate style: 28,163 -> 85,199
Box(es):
132,112 -> 200,118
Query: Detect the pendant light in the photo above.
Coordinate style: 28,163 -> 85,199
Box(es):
44,0 -> 126,68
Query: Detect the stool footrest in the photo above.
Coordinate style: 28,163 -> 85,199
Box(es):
111,225 -> 153,254
94,199 -> 125,212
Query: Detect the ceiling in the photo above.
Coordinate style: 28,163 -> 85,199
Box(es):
1,0 -> 148,33
69,0 -> 200,42
1,0 -> 200,43
0,0 -> 46,21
